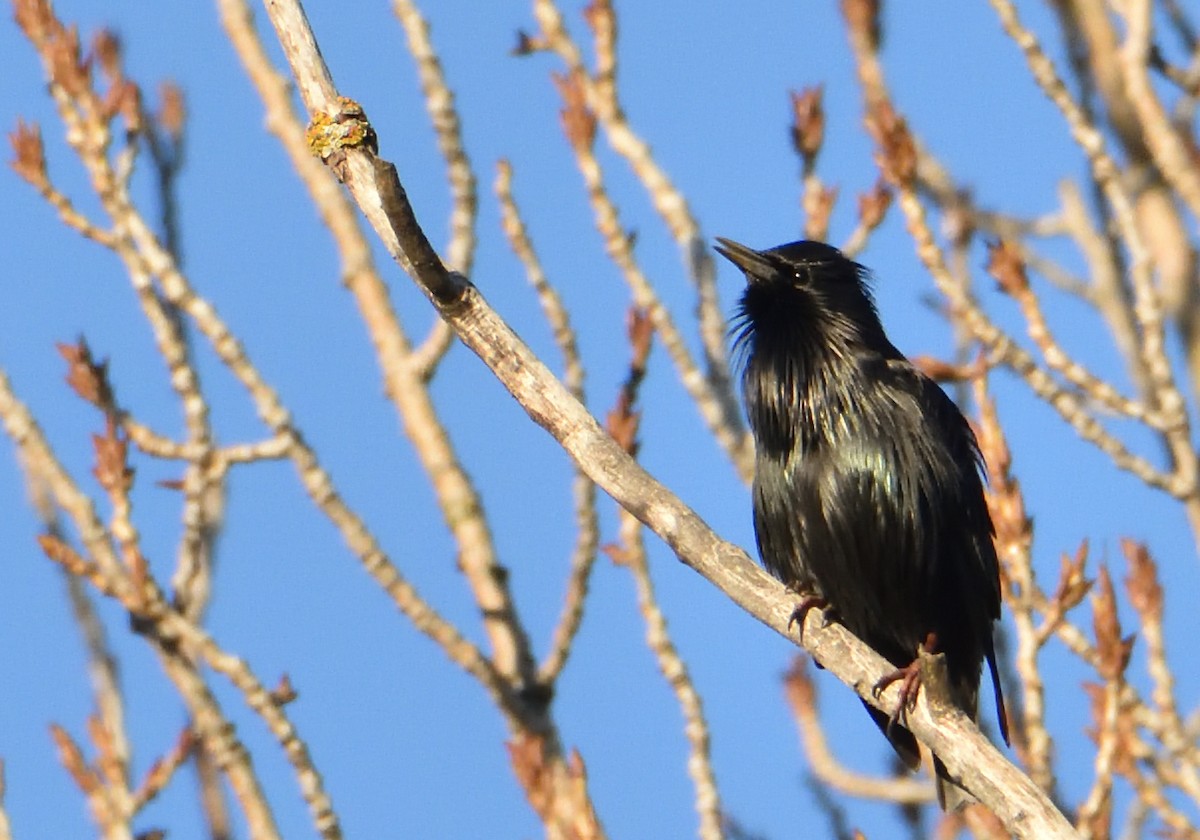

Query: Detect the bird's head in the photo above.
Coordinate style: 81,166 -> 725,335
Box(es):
717,237 -> 887,355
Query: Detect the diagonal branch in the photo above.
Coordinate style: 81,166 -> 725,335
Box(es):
259,0 -> 1076,835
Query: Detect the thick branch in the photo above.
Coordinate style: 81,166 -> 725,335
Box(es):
261,1 -> 1075,835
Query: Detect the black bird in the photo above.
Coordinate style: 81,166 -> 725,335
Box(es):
717,237 -> 1008,809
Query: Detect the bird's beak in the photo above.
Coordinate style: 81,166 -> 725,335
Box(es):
714,237 -> 774,282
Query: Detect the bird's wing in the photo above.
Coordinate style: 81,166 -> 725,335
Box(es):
785,432 -> 932,653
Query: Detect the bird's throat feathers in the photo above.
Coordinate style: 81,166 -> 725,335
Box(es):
735,285 -> 891,458
741,329 -> 856,457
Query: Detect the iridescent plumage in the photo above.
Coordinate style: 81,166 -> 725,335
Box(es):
719,237 -> 1008,809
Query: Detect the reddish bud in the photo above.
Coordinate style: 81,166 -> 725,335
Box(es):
857,180 -> 892,231
57,338 -> 115,411
1121,538 -> 1162,620
1091,565 -> 1134,680
987,239 -> 1029,296
789,85 -> 825,163
9,120 -> 48,190
552,72 -> 595,151
866,102 -> 916,186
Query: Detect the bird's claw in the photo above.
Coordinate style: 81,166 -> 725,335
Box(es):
873,662 -> 923,734
787,593 -> 831,639
872,632 -> 939,735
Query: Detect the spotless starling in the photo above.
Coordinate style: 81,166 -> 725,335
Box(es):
718,237 -> 1008,809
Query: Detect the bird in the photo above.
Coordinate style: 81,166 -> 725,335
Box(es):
716,237 -> 1008,810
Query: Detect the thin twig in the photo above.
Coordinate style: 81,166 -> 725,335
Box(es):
494,159 -> 599,686
393,0 -> 476,376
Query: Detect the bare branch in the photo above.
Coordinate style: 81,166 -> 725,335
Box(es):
260,2 -> 1075,834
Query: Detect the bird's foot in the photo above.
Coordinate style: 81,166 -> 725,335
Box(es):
786,589 -> 834,640
872,632 -> 939,735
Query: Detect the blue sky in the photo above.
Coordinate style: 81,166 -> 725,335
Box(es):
2,1 -> 1197,838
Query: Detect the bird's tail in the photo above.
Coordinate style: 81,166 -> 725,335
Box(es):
934,754 -> 975,812
859,699 -> 921,770
864,651 -> 1008,811
933,642 -> 1010,810
936,758 -> 974,811
934,673 -> 985,811
861,684 -> 980,811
